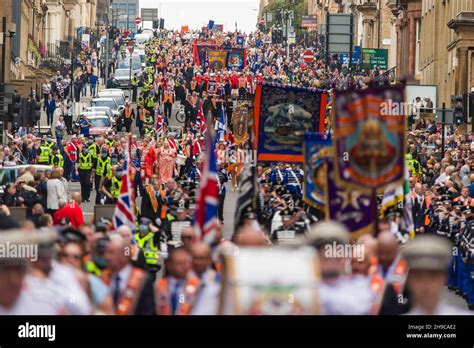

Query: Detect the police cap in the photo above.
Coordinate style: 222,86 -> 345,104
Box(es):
402,235 -> 452,272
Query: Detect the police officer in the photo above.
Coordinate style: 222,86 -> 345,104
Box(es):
131,73 -> 139,102
146,93 -> 155,117
403,235 -> 470,314
37,140 -> 52,164
101,165 -> 122,204
77,145 -> 93,202
88,137 -> 99,169
50,146 -> 64,167
143,112 -> 154,138
105,133 -> 115,148
134,217 -> 166,278
95,148 -> 112,204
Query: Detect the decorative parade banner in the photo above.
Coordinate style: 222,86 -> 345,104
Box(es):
333,85 -> 405,192
208,50 -> 228,70
226,48 -> 246,70
254,83 -> 327,162
326,151 -> 376,238
303,132 -> 332,209
219,247 -> 320,315
232,101 -> 251,144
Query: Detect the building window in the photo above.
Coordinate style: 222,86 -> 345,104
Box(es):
415,19 -> 421,73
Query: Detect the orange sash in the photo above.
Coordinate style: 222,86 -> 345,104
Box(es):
102,267 -> 147,315
369,274 -> 386,315
146,185 -> 159,213
155,276 -> 201,315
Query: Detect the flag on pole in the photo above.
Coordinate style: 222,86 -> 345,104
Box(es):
193,134 -> 219,244
113,136 -> 136,233
217,106 -> 226,142
401,166 -> 415,238
234,163 -> 257,233
196,103 -> 207,135
168,137 -> 177,151
155,108 -> 163,141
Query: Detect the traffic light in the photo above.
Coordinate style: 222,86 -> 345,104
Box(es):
34,98 -> 41,122
10,92 -> 21,126
453,95 -> 464,125
272,29 -> 282,44
153,20 -> 159,29
160,18 -> 165,29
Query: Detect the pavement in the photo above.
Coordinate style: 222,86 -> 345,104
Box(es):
40,84 -> 238,240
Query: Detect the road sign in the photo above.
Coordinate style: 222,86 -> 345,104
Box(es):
303,50 -> 314,63
134,16 -> 141,25
361,48 -> 388,70
141,8 -> 158,22
128,41 -> 134,54
259,17 -> 266,25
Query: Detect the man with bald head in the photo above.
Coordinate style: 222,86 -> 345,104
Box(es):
59,192 -> 85,229
102,234 -> 155,315
374,231 -> 408,296
190,243 -> 220,285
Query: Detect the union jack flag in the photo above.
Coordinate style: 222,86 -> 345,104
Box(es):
197,103 -> 207,135
193,134 -> 219,244
168,137 -> 177,151
113,135 -> 136,233
155,108 -> 164,140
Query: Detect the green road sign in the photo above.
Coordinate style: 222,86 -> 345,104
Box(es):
362,48 -> 388,70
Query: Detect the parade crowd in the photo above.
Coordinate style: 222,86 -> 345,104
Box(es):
0,27 -> 472,315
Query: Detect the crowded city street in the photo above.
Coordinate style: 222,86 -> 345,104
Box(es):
0,0 -> 474,333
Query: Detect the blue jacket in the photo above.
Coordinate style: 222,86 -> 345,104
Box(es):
45,99 -> 56,114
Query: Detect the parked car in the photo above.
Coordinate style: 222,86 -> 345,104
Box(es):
79,115 -> 114,136
0,165 -> 52,195
108,69 -> 133,89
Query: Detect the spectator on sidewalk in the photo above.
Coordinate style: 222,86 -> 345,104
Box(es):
90,72 -> 98,97
45,93 -> 56,127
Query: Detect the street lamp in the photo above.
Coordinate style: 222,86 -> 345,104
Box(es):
1,17 -> 16,144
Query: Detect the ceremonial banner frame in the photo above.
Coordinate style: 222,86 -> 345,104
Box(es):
254,83 -> 327,163
219,247 -> 320,315
333,85 -> 406,194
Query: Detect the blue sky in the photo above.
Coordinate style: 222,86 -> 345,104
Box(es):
139,0 -> 260,33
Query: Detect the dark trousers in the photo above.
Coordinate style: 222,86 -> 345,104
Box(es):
218,192 -> 226,222
164,102 -> 172,119
46,112 -> 53,126
95,174 -> 102,204
124,118 -> 132,133
79,169 -> 91,201
132,86 -> 138,102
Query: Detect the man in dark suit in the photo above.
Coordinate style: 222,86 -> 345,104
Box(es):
103,234 -> 155,315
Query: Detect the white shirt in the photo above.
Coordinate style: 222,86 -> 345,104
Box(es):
111,264 -> 133,296
319,276 -> 373,315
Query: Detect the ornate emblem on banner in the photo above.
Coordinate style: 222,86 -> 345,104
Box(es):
333,85 -> 406,192
303,132 -> 332,209
233,101 -> 250,144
